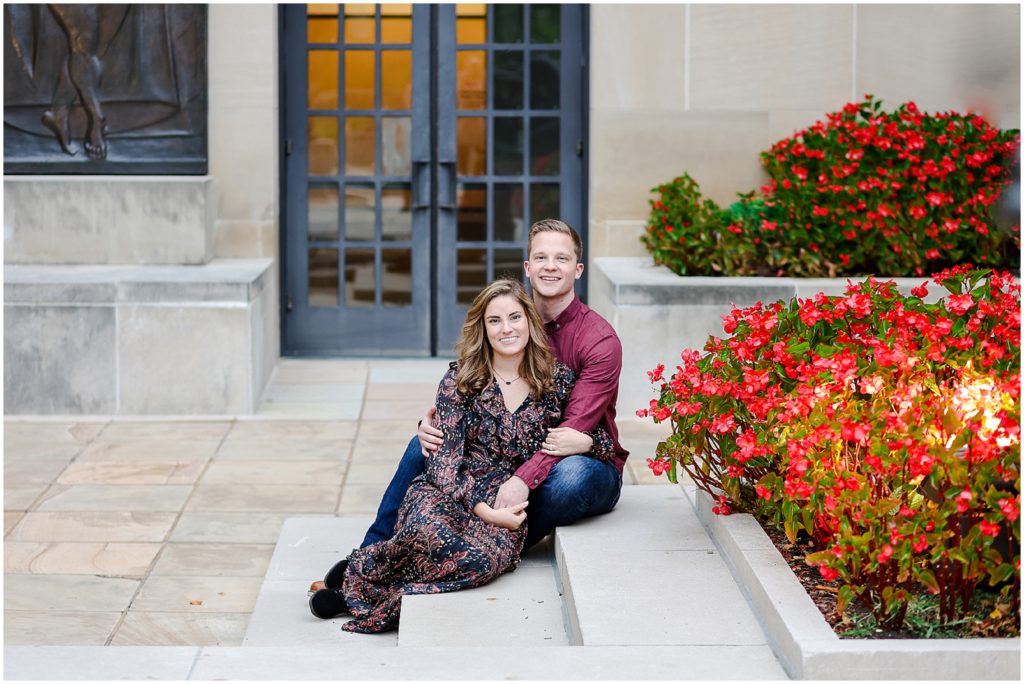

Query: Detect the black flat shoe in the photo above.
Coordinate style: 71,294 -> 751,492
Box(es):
309,587 -> 350,619
323,558 -> 349,589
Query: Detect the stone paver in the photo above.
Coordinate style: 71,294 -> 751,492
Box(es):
2,358 -> 675,663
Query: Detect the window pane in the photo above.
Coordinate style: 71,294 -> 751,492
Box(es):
344,17 -> 374,43
456,51 -> 486,110
494,248 -> 524,282
308,185 -> 339,241
494,183 -> 524,241
345,116 -> 375,175
381,184 -> 412,241
457,183 -> 487,242
308,18 -> 338,43
494,117 -> 523,176
345,50 -> 375,109
381,117 -> 411,177
457,248 -> 487,305
456,117 -> 486,177
381,51 -> 412,110
457,17 -> 486,44
344,183 -> 375,241
382,248 -> 412,306
381,18 -> 411,43
530,117 -> 559,175
308,116 -> 339,176
530,51 -> 560,110
345,248 -> 375,307
530,183 -> 559,225
308,51 -> 338,109
530,5 -> 560,43
493,4 -> 524,43
456,4 -> 487,16
309,248 -> 339,307
381,4 -> 412,16
344,4 -> 375,16
493,51 -> 523,110
309,4 -> 340,16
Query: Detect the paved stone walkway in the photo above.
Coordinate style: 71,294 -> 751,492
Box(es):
4,359 -> 667,648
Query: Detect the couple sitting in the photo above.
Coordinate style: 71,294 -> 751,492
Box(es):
308,219 -> 628,634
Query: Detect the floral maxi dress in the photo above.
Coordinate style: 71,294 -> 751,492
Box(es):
340,361 -> 613,634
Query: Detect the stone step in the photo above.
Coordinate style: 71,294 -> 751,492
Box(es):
4,644 -> 788,680
243,516 -> 398,647
398,537 -> 568,646
557,486 -> 785,672
248,515 -> 568,648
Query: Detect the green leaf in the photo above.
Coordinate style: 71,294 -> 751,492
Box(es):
666,458 -> 678,485
917,569 -> 940,594
783,519 -> 798,544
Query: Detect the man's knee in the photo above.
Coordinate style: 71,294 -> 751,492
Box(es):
543,456 -> 620,512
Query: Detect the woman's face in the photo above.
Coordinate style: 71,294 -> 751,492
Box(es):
484,294 -> 530,361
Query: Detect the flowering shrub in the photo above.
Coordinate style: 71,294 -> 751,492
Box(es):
643,96 -> 1020,278
640,267 -> 1020,630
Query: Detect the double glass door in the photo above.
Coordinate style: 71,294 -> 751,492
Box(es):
282,3 -> 584,355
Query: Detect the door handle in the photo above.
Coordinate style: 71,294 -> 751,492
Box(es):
412,160 -> 430,210
437,161 -> 456,210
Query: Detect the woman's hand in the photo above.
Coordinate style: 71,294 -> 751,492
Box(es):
473,501 -> 528,530
540,426 -> 593,456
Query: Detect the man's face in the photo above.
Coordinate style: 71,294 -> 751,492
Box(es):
524,231 -> 584,300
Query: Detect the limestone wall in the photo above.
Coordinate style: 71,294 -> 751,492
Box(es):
587,3 -> 1022,262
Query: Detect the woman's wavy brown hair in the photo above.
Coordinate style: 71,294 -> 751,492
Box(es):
454,279 -> 555,398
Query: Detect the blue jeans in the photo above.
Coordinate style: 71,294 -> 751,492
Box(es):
360,436 -> 622,550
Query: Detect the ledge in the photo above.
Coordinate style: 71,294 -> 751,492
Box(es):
4,260 -> 273,304
681,484 -> 1022,680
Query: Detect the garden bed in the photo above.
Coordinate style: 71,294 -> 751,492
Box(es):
682,484 -> 1021,680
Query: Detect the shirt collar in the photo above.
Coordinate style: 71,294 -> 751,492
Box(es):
545,296 -> 583,331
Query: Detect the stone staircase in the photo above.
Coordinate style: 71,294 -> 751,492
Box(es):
5,486 -> 790,679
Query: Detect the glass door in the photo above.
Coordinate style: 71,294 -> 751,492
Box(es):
282,4 -> 584,356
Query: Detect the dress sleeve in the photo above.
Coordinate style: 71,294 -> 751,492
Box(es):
423,366 -> 471,501
585,425 -> 617,465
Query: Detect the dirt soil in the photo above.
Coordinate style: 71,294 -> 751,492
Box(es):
758,518 -> 1020,639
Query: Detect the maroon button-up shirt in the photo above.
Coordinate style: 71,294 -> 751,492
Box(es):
514,296 -> 629,489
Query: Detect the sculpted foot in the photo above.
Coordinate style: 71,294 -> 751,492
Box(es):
41,109 -> 76,156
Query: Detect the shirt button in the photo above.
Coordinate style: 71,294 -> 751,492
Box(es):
533,479 -> 539,485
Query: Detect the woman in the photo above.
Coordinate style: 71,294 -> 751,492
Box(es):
308,279 -> 614,634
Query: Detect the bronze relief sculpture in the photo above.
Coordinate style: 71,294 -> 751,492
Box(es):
4,4 -> 207,173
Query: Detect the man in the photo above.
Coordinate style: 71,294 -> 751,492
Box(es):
361,219 -> 628,550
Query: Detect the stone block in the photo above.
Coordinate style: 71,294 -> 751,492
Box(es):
3,645 -> 199,679
3,176 -> 216,265
589,110 -> 771,224
689,4 -> 854,112
856,4 -> 1020,124
399,564 -> 567,646
4,304 -> 116,414
591,5 -> 686,111
208,106 -> 278,223
117,305 -> 251,414
588,219 -> 648,261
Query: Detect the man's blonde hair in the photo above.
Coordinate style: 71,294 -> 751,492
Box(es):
527,219 -> 582,262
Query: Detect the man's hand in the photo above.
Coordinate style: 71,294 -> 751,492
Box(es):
493,475 -> 530,509
541,426 -> 593,456
417,406 -> 443,456
473,501 -> 528,530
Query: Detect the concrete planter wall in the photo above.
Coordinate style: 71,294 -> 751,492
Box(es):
589,257 -> 944,419
681,484 -> 1020,680
4,260 -> 276,415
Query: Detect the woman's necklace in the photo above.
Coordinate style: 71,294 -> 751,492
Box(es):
493,368 -> 521,385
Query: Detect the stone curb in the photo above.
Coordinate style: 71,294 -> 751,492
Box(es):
682,484 -> 1022,680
